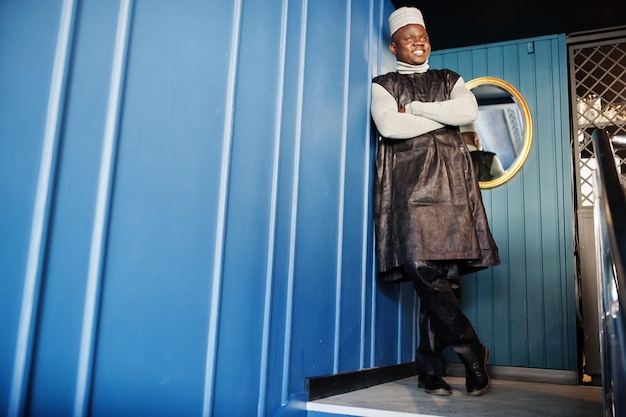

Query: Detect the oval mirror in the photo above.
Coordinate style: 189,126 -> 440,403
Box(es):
465,77 -> 533,189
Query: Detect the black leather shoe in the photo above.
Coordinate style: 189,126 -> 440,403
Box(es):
464,345 -> 491,396
417,375 -> 452,395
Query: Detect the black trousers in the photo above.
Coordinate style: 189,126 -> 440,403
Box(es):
404,261 -> 483,376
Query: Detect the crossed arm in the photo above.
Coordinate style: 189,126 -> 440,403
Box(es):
370,77 -> 478,139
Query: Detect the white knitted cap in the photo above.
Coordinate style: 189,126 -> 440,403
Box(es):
389,7 -> 425,37
460,122 -> 478,133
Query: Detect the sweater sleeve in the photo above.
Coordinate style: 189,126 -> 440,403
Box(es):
370,83 -> 445,139
404,77 -> 478,126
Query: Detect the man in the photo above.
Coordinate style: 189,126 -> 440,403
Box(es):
370,6 -> 500,396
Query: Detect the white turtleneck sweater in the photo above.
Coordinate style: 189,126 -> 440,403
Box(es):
371,61 -> 478,140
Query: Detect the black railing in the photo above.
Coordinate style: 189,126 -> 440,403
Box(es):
591,128 -> 626,417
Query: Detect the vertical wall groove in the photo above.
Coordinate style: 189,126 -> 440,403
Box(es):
333,0 -> 352,374
368,0 -> 387,369
257,0 -> 290,414
281,0 -> 308,403
8,1 -> 76,416
203,1 -> 243,415
359,0 -> 377,370
73,1 -> 132,416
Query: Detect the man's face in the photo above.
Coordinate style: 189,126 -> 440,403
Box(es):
390,24 -> 431,66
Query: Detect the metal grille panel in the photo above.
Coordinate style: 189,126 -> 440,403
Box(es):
572,39 -> 626,206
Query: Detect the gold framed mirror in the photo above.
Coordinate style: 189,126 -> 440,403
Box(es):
465,77 -> 533,189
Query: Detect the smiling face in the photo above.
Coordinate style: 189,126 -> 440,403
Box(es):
390,24 -> 431,65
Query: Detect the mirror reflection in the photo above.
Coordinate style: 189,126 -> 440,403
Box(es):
465,77 -> 533,189
460,121 -> 506,182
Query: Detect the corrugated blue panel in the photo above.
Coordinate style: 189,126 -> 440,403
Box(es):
290,0 -> 350,389
85,1 -> 230,416
27,2 -> 122,416
264,0 -> 306,410
267,2 -> 307,410
373,283 -> 403,365
214,0 -> 286,414
338,2 -> 376,373
0,1 -> 72,416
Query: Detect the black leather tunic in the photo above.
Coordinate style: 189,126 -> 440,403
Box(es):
373,69 -> 500,283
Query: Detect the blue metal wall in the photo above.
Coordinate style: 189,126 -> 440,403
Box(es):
0,1 -> 575,416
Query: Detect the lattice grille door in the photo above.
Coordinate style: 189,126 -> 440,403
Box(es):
568,29 -> 626,381
572,38 -> 626,206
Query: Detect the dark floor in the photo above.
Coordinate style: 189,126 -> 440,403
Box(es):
307,375 -> 603,417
